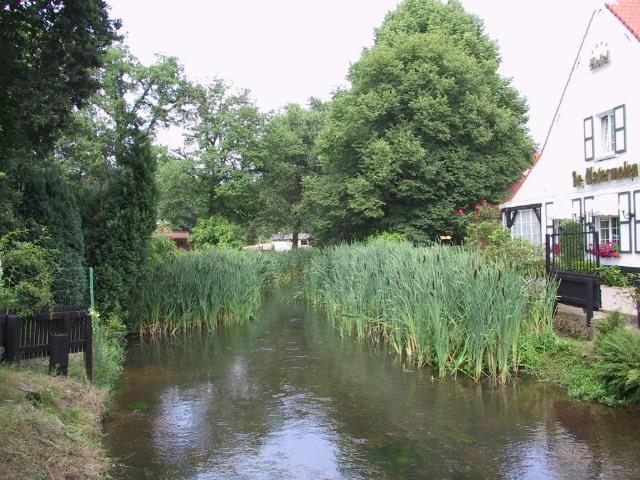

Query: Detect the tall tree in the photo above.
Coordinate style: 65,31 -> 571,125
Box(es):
303,0 -> 534,244
256,101 -> 326,247
183,79 -> 264,225
156,147 -> 208,231
59,46 -> 187,313
0,0 -> 117,304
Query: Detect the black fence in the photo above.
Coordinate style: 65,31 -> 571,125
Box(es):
545,227 -> 600,275
0,306 -> 92,379
545,227 -> 602,326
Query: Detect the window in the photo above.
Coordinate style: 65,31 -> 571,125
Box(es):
598,111 -> 615,157
583,105 -> 626,160
300,239 -> 308,246
598,216 -> 619,244
511,209 -> 541,245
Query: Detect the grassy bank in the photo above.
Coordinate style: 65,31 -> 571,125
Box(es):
525,314 -> 640,406
0,365 -> 108,479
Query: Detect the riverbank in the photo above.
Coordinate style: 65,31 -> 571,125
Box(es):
0,364 -> 108,480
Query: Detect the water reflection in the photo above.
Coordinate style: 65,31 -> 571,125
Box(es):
104,290 -> 640,479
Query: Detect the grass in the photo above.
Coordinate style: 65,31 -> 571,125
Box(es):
130,249 -> 269,335
299,242 -> 557,385
130,247 -> 315,335
0,364 -> 108,480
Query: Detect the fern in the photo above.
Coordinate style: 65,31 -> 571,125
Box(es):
594,328 -> 640,403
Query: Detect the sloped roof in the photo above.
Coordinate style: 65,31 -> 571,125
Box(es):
506,152 -> 540,202
163,231 -> 190,239
607,0 -> 640,42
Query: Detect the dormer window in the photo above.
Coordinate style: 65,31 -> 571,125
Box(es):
584,105 -> 626,161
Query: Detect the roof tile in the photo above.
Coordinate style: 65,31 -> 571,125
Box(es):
607,0 -> 640,41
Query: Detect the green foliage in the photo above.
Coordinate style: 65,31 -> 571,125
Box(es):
183,79 -> 264,223
366,231 -> 409,244
594,328 -> 640,404
256,101 -> 327,242
60,48 -> 186,314
82,132 -> 157,314
0,232 -> 56,316
0,0 -> 117,161
558,219 -> 585,265
594,266 -> 628,287
91,309 -> 126,388
190,216 -> 244,249
565,364 -> 611,404
19,167 -> 87,305
146,233 -> 178,263
130,250 -> 269,335
303,0 -> 534,244
465,220 -> 544,277
156,149 -> 207,231
300,242 -> 556,384
595,312 -> 626,336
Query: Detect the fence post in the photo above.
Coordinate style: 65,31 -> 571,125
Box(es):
89,267 -> 95,310
84,311 -> 93,381
545,234 -> 552,274
5,314 -> 20,362
49,334 -> 70,376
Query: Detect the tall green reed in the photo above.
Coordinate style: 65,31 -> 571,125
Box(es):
130,249 -> 269,335
301,242 -> 557,385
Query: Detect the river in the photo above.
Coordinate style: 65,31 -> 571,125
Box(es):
103,289 -> 640,479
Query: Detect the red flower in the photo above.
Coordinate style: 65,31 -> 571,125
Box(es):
457,209 -> 464,214
475,205 -> 480,210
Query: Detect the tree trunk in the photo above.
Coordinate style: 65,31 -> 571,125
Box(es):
291,218 -> 301,250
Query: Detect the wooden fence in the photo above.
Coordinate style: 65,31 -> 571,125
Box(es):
0,306 -> 92,380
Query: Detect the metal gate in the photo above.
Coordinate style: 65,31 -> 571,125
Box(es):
545,225 -> 601,326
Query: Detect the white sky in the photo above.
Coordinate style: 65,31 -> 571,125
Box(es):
107,0 -> 605,148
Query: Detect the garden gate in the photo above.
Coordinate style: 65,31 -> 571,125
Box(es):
545,225 -> 601,326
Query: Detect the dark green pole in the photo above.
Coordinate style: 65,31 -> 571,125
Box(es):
89,267 -> 95,310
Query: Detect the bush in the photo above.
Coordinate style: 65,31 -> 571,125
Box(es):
366,231 -> 408,244
190,216 -> 244,249
595,312 -> 626,336
594,266 -> 628,287
465,220 -> 544,277
565,364 -> 611,404
0,232 -> 56,316
146,232 -> 178,262
593,327 -> 640,404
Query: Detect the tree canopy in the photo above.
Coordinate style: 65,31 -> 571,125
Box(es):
303,0 -> 534,244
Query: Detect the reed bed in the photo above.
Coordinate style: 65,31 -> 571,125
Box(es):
301,242 -> 557,385
130,249 -> 270,335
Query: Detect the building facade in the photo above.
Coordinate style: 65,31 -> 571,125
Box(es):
501,0 -> 640,268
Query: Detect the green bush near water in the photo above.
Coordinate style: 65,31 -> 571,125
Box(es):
301,242 -> 557,385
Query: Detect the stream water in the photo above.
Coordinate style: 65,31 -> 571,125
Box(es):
104,289 -> 640,479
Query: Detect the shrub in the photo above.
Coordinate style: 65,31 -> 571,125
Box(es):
0,232 -> 56,316
595,312 -> 626,336
146,232 -> 178,262
594,265 -> 627,287
190,216 -> 244,249
593,327 -> 640,404
366,231 -> 408,244
465,220 -> 544,277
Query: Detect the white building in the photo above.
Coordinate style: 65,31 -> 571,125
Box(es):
502,0 -> 640,269
269,233 -> 312,251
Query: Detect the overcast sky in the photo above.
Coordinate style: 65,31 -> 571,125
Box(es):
107,0 -> 604,148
